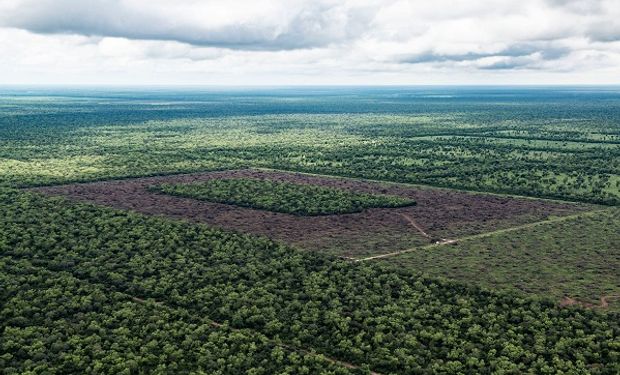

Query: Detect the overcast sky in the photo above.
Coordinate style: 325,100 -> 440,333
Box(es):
0,0 -> 619,85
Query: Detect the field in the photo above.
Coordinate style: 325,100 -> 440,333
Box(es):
33,169 -> 589,258
383,207 -> 620,311
2,86 -> 620,373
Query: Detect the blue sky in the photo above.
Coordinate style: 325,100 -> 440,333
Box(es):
0,0 -> 619,85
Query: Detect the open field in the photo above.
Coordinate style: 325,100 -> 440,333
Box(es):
33,169 -> 592,258
382,208 -> 620,311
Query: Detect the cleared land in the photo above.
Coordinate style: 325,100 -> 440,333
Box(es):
34,169 -> 592,258
383,208 -> 620,311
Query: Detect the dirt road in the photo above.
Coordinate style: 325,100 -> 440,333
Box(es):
355,208 -> 613,262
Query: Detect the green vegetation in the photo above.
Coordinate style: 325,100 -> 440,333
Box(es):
0,256 -> 359,375
2,88 -> 620,373
384,208 -> 620,311
1,93 -> 619,205
1,189 -> 619,374
150,178 -> 415,215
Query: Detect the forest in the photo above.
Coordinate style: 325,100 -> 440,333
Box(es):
1,189 -> 619,374
0,256 -> 360,375
1,87 -> 620,373
150,178 -> 415,215
1,88 -> 619,205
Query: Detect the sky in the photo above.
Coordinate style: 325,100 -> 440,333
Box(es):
0,0 -> 619,85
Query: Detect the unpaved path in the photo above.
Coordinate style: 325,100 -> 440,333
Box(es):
560,295 -> 619,309
354,208 -> 613,262
400,213 -> 432,239
598,295 -> 620,308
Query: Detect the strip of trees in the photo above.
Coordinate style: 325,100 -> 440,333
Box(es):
150,178 -> 415,216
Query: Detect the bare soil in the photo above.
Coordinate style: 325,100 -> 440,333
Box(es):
32,169 -> 591,258
560,295 -> 619,310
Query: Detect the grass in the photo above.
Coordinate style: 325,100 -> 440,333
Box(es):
383,208 -> 620,311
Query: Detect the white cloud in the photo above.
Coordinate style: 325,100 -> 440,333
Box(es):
0,0 -> 618,84
0,0 -> 375,50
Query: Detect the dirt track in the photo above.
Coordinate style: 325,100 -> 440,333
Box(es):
32,169 -> 591,258
400,213 -> 432,239
560,295 -> 620,309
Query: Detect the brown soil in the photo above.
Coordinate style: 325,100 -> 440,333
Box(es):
32,169 -> 590,258
560,295 -> 619,310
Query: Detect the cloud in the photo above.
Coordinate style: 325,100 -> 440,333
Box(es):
398,43 -> 571,70
0,0 -> 619,84
544,0 -> 605,14
0,0 -> 375,50
478,56 -> 541,70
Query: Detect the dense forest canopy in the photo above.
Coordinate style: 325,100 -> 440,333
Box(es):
0,256 -> 360,375
150,178 -> 415,215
